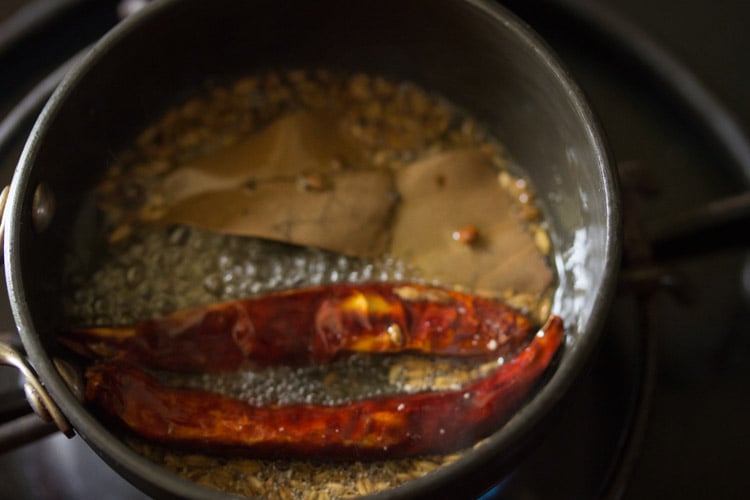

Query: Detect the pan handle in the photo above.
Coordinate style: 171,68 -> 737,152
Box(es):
0,182 -> 76,452
0,341 -> 74,449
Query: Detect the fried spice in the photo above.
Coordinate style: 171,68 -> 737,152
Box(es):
64,70 -> 558,499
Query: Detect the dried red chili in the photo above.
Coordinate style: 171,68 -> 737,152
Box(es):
85,315 -> 563,459
63,283 -> 538,372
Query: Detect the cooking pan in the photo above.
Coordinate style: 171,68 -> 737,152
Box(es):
0,0 -> 620,498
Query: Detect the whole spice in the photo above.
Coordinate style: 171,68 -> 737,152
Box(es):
63,283 -> 538,372
85,316 -> 563,459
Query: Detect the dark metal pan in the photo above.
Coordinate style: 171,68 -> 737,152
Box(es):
0,0 -> 620,498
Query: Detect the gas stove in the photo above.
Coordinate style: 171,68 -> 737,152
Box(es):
0,1 -> 748,499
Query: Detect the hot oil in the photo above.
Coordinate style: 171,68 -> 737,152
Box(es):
62,70 -> 557,500
65,223 -> 498,406
160,352 -> 496,406
63,225 -> 421,327
64,225 -> 499,499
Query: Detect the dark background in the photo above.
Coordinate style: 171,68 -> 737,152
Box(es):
554,1 -> 750,497
502,2 -> 750,498
520,2 -> 750,498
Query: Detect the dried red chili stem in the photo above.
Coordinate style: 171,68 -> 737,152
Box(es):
63,283 -> 538,372
85,315 -> 563,459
